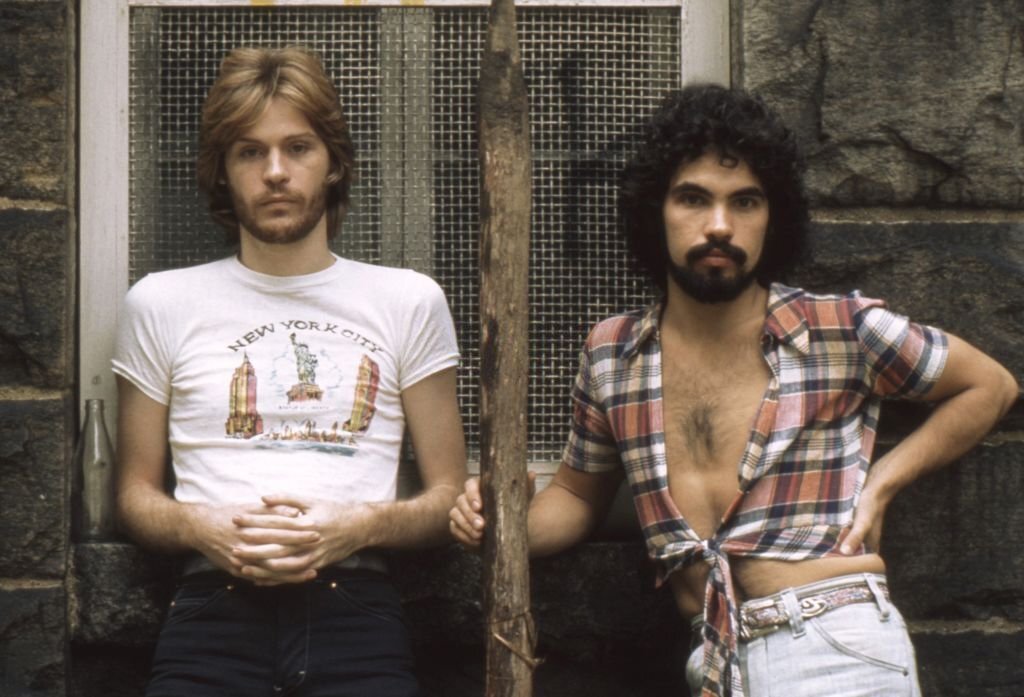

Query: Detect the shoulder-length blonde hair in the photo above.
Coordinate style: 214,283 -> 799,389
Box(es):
197,46 -> 356,243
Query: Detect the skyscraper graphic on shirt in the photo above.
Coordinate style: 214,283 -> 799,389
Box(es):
343,354 -> 380,436
225,353 -> 263,438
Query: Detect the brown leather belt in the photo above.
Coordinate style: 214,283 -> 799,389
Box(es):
738,577 -> 889,641
687,575 -> 892,650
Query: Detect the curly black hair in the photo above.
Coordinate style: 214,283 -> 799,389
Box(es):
619,84 -> 809,292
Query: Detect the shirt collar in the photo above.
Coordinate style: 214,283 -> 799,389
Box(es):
621,300 -> 662,359
762,283 -> 812,354
621,282 -> 812,359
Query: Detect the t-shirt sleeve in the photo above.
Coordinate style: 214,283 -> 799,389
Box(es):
397,274 -> 460,390
856,299 -> 949,400
110,276 -> 175,405
561,336 -> 621,473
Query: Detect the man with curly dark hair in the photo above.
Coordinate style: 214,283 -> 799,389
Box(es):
618,85 -> 809,296
451,84 -> 1017,696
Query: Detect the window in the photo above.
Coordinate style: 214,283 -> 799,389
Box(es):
80,0 -> 728,474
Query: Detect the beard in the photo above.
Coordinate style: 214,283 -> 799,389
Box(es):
231,184 -> 327,246
667,239 -> 758,304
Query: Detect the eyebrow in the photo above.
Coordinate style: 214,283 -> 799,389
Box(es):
731,186 -> 767,199
232,132 -> 319,146
667,182 -> 767,199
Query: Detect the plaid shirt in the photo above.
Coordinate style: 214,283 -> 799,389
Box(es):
562,283 -> 948,697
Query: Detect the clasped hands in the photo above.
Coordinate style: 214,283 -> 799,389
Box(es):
194,494 -> 371,586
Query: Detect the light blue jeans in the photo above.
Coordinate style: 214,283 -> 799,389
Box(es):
686,574 -> 922,697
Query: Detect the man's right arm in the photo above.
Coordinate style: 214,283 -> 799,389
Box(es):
115,377 -> 320,576
449,463 -> 623,557
115,375 -> 195,553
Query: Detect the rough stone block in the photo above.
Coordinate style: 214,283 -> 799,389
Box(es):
0,397 -> 70,579
883,442 -> 1024,623
0,208 -> 71,388
911,624 -> 1024,697
0,3 -> 69,202
793,222 -> 1024,379
0,583 -> 66,696
740,0 -> 1024,208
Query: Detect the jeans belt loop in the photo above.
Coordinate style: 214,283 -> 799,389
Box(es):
865,573 -> 891,621
780,588 -> 807,637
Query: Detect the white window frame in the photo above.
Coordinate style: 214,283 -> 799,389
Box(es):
79,0 -> 729,443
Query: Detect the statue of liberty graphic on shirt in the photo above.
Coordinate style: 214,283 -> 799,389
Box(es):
287,333 -> 324,402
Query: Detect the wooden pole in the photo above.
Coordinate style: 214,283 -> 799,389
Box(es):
478,0 -> 535,696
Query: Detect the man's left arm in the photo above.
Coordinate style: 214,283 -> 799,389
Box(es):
233,367 -> 467,581
842,333 -> 1018,554
368,365 -> 468,548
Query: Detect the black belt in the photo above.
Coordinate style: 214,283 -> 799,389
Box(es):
180,551 -> 388,579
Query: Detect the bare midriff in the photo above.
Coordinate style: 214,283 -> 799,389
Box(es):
667,553 -> 887,618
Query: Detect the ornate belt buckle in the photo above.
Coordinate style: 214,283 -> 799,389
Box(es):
799,595 -> 828,619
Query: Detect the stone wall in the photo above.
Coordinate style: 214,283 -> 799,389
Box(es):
0,1 -> 1021,695
736,1 -> 1024,694
0,1 -> 74,696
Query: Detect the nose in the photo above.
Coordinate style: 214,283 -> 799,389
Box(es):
263,148 -> 289,185
706,202 -> 732,240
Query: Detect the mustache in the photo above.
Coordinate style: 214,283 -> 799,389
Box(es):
685,239 -> 747,266
256,192 -> 302,206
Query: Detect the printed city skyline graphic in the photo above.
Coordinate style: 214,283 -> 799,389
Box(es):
224,336 -> 380,454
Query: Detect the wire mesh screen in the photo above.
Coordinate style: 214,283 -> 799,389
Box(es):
128,5 -> 679,462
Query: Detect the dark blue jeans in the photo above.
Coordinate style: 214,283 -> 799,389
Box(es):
145,569 -> 421,697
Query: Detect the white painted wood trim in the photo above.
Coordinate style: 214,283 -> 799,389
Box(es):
80,0 -> 130,429
680,0 -> 730,86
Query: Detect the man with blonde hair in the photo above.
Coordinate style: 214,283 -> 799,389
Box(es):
115,46 -> 466,696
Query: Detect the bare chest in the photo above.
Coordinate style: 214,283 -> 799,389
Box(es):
661,343 -> 770,537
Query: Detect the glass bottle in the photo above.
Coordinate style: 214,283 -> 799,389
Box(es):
73,398 -> 116,541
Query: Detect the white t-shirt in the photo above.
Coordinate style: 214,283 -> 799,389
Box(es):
112,254 -> 459,508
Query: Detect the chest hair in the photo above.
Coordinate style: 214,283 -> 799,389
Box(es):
663,341 -> 769,469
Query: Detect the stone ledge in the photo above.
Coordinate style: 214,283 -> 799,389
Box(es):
70,541 -> 676,650
71,541 -> 1023,697
70,542 -> 176,646
71,541 -> 683,697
